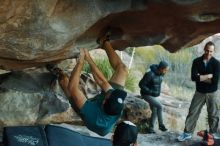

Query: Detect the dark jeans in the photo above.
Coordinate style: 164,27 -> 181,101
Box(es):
143,95 -> 164,129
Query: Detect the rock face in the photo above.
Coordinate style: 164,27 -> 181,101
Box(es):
0,70 -> 78,127
1,0 -> 220,70
0,70 -> 151,130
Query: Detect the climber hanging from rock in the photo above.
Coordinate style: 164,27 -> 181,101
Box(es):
46,32 -> 128,136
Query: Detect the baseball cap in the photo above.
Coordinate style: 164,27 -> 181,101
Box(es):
103,89 -> 127,115
113,121 -> 138,146
158,60 -> 168,69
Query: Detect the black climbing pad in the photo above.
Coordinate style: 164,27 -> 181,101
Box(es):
45,125 -> 111,146
3,126 -> 48,146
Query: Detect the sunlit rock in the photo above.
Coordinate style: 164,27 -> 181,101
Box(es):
1,1 -> 220,70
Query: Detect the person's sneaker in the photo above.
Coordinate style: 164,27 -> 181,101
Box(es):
177,132 -> 192,142
211,133 -> 220,139
159,124 -> 168,132
146,127 -> 156,134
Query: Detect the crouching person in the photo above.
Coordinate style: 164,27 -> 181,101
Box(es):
139,61 -> 169,133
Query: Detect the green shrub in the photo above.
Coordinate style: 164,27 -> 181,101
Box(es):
83,58 -> 113,80
83,62 -> 90,73
83,58 -> 137,92
125,70 -> 137,92
94,59 -> 113,80
168,84 -> 194,101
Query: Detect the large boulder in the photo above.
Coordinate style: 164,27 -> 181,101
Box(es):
0,70 -> 78,127
1,0 -> 220,70
0,69 -> 151,129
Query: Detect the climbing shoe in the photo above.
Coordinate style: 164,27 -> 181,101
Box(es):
46,64 -> 62,77
96,29 -> 111,48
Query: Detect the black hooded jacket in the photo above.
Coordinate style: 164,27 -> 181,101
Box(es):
191,55 -> 220,93
139,64 -> 164,97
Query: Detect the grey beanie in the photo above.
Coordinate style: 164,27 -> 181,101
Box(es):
158,60 -> 168,69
